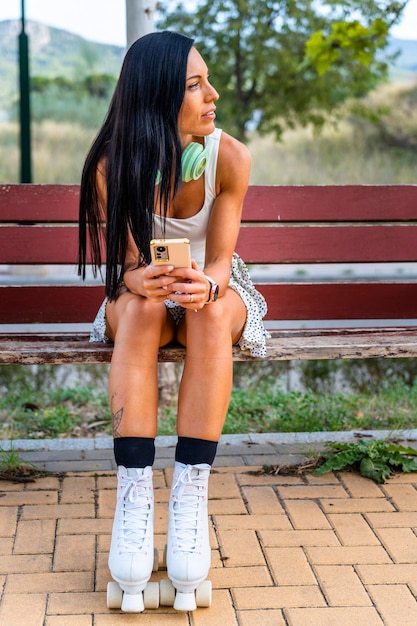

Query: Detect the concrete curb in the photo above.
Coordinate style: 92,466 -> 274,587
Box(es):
2,428 -> 417,452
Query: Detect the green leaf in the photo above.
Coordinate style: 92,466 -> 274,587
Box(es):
313,448 -> 363,475
360,458 -> 391,483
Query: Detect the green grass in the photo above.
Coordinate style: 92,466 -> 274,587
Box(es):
2,368 -> 416,441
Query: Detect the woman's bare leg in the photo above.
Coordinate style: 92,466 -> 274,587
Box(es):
105,293 -> 176,438
175,288 -> 246,441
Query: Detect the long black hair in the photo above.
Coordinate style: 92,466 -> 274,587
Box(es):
78,31 -> 195,300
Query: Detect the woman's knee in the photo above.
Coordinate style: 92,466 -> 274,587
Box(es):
107,294 -> 167,339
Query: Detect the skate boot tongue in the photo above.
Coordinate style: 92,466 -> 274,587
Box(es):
118,466 -> 154,553
171,464 -> 210,554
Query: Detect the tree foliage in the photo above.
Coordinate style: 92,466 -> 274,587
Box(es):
157,0 -> 407,141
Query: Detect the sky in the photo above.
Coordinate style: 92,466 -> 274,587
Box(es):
0,0 -> 416,47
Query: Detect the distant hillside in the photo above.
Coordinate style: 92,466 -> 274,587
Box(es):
0,19 -> 125,110
0,19 -> 416,114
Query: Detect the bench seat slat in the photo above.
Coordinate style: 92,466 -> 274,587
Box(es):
1,328 -> 417,364
1,283 -> 417,324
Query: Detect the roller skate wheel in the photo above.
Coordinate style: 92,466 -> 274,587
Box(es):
153,547 -> 159,572
144,581 -> 160,609
174,590 -> 197,612
121,591 -> 145,613
196,580 -> 212,607
159,578 -> 176,606
106,581 -> 123,609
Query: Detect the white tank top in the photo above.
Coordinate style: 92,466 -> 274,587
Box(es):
152,128 -> 222,268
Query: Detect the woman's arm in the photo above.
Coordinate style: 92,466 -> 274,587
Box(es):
203,132 -> 251,298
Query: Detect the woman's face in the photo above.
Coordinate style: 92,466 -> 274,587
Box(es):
178,47 -> 219,144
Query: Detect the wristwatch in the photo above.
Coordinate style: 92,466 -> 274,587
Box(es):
205,275 -> 219,303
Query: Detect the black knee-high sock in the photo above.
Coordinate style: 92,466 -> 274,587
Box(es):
175,436 -> 218,466
114,437 -> 155,468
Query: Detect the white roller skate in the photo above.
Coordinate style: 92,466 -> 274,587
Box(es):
160,462 -> 212,611
107,466 -> 159,612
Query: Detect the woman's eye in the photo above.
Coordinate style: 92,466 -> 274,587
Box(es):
189,82 -> 199,90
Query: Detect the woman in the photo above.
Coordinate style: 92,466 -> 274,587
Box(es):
78,31 -> 268,613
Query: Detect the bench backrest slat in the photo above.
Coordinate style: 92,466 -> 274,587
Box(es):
2,184 -> 417,222
1,283 -> 417,324
2,224 -> 417,265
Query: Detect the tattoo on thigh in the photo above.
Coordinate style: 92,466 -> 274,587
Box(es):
112,407 -> 124,438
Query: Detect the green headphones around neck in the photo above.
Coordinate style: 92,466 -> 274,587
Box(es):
155,141 -> 210,185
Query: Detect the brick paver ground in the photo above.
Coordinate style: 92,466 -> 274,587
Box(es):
1,438 -> 417,625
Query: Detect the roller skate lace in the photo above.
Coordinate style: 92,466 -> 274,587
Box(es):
170,464 -> 208,555
116,469 -> 153,555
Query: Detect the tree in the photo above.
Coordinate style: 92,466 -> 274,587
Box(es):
157,0 -> 408,141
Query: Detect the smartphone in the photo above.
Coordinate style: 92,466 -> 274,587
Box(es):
150,238 -> 191,268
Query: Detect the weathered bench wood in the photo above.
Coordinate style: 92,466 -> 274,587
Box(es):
1,183 -> 417,364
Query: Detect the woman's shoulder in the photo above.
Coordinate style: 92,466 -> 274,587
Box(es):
218,130 -> 250,162
217,130 -> 251,182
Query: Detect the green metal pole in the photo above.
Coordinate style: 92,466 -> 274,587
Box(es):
19,0 -> 32,183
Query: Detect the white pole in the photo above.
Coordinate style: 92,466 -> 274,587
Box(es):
125,0 -> 158,47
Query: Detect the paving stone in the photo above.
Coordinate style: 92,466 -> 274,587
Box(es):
284,606 -> 384,625
6,571 -> 94,594
210,565 -> 272,588
217,529 -> 265,567
266,547 -> 317,585
328,513 -> 380,546
214,513 -> 292,531
60,476 -> 95,504
357,563 -> 417,584
284,500 -> 331,530
383,484 -> 417,511
45,616 -> 93,626
13,519 -> 56,554
53,534 -> 96,572
47,591 -> 107,615
57,518 -> 111,536
0,554 -> 52,575
0,507 -> 18,537
365,511 -> 417,527
260,529 -> 340,548
233,585 -> 326,609
237,609 -> 286,625
243,485 -> 285,515
305,545 -> 392,565
278,484 -> 349,500
21,503 -> 95,520
0,593 -> 47,626
0,491 -> 57,507
375,527 -> 417,563
367,584 -> 417,626
339,472 -> 386,498
0,538 -> 13,556
314,565 -> 372,606
95,613 -> 189,624
191,589 -> 238,626
320,498 -> 395,513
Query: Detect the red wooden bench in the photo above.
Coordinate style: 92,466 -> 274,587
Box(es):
1,183 -> 417,364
